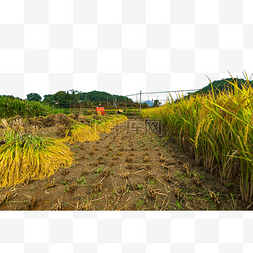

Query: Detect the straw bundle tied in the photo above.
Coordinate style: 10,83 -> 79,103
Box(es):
0,119 -> 73,187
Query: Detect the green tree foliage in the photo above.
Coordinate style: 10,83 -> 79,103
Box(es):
153,99 -> 161,107
27,93 -> 42,102
43,94 -> 55,105
41,90 -> 133,108
53,91 -> 68,108
0,95 -> 16,100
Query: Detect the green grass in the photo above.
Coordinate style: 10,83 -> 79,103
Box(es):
95,167 -> 103,175
175,171 -> 187,178
76,176 -> 87,185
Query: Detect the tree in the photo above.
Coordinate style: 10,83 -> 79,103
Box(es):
42,94 -> 55,105
42,90 -> 134,108
0,95 -> 16,100
27,93 -> 42,102
153,99 -> 161,107
54,91 -> 67,108
68,89 -> 80,108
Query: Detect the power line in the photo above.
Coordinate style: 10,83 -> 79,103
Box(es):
125,89 -> 200,97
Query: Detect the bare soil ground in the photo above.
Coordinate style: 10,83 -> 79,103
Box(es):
0,117 -> 250,211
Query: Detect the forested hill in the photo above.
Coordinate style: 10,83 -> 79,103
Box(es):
183,78 -> 253,100
197,78 -> 253,94
0,90 -> 133,108
81,90 -> 132,103
42,90 -> 133,108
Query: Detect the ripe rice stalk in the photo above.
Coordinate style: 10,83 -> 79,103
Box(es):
0,121 -> 73,188
141,71 -> 253,202
61,124 -> 100,143
60,115 -> 127,144
94,122 -> 111,133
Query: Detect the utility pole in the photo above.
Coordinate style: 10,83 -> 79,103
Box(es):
140,90 -> 141,112
107,97 -> 108,109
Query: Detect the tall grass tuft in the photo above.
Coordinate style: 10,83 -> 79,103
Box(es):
0,119 -> 73,187
142,71 -> 253,203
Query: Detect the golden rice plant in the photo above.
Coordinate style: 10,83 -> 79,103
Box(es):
94,115 -> 127,133
93,121 -> 111,134
0,120 -> 73,187
61,124 -> 100,143
61,115 -> 127,143
142,71 -> 253,203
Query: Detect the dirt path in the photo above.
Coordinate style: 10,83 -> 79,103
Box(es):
0,118 -> 248,210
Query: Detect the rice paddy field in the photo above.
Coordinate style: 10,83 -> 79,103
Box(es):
142,73 -> 253,207
0,74 -> 253,210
